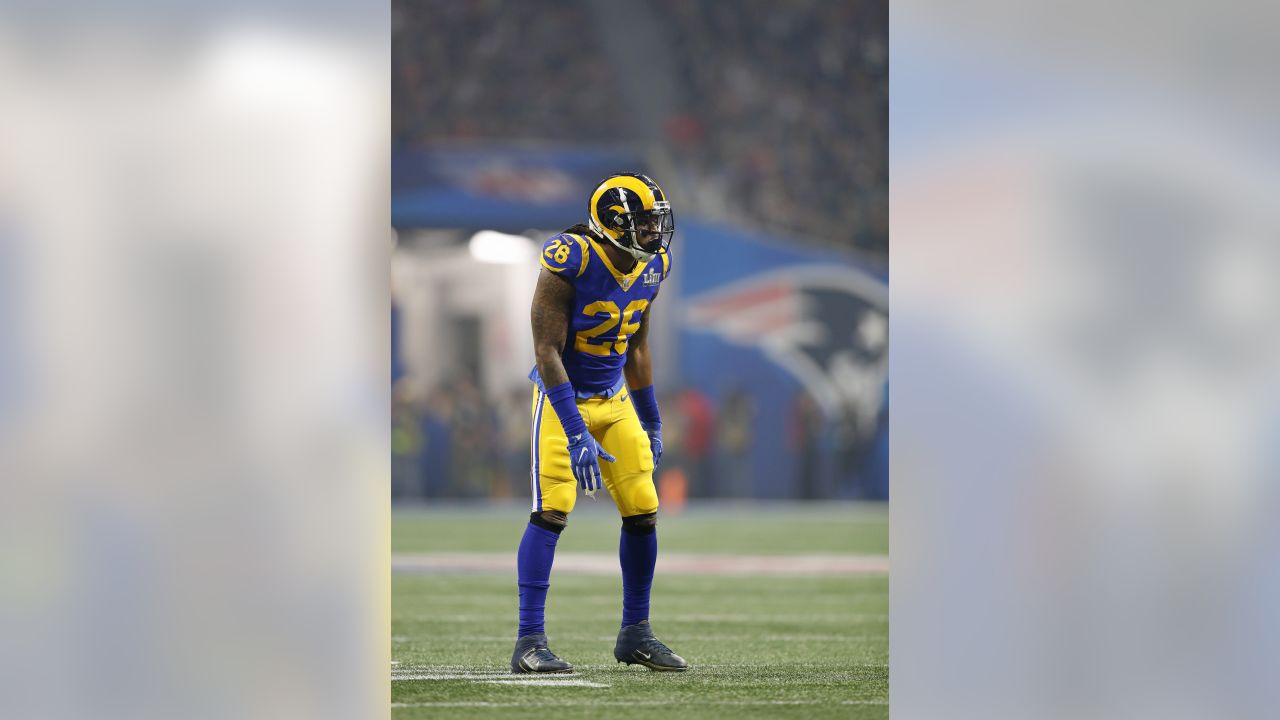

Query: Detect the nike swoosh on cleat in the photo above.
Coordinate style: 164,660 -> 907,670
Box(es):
637,651 -> 651,660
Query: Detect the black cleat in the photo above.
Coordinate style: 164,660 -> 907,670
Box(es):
511,633 -> 574,674
614,621 -> 689,671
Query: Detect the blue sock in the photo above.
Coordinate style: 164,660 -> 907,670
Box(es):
619,525 -> 657,627
517,522 -> 560,637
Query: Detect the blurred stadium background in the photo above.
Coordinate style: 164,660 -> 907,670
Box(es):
391,0 -> 888,506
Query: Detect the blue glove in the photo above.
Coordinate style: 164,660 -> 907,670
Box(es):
544,381 -> 616,494
645,426 -> 663,469
567,431 -> 615,493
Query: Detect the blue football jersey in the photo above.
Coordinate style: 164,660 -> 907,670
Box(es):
529,232 -> 671,396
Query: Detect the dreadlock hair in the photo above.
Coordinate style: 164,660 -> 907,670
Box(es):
561,223 -> 602,241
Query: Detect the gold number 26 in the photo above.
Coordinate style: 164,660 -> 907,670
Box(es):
544,239 -> 571,264
574,299 -> 649,356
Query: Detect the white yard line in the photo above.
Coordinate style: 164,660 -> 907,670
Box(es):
392,663 -> 887,673
478,679 -> 610,687
667,613 -> 888,623
392,673 -> 520,680
392,552 -> 888,576
418,612 -> 886,623
392,699 -> 887,708
411,632 -> 885,643
391,668 -> 610,688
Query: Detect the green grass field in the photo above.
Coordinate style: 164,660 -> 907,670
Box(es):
392,502 -> 888,718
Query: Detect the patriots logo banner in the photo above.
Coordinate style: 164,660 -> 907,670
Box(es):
674,218 -> 888,499
684,265 -> 888,427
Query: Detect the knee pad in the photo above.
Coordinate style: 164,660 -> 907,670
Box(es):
621,512 -> 657,536
530,510 -> 568,534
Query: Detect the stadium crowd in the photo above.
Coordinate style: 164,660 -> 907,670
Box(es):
656,0 -> 888,257
391,0 -> 626,143
392,0 -> 887,259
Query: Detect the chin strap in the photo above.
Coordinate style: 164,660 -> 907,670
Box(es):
589,219 -> 655,264
606,234 -> 654,264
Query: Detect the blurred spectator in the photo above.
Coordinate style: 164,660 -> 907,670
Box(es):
658,390 -> 687,478
420,384 -> 456,497
499,387 -> 535,500
717,387 -> 755,497
790,391 -> 825,499
675,387 -> 717,497
834,406 -> 869,498
444,372 -> 501,498
390,378 -> 425,499
865,383 -> 890,498
391,299 -> 405,387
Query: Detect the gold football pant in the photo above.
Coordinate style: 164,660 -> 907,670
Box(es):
529,385 -> 657,517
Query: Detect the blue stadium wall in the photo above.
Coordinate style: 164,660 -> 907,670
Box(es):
674,219 -> 888,500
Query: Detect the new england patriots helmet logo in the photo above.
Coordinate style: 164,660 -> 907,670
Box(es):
684,265 -> 888,425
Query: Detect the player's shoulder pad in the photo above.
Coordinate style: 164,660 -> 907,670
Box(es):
540,233 -> 589,278
659,248 -> 672,280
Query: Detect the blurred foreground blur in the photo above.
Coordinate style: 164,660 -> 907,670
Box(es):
0,3 -> 388,719
893,1 -> 1280,718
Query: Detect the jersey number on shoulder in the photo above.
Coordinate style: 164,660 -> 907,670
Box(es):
544,238 -> 571,264
574,299 -> 648,356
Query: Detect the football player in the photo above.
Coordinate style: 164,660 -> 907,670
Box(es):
512,173 -> 688,674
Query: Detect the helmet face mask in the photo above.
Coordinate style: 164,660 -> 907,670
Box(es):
618,201 -> 674,258
588,173 -> 675,263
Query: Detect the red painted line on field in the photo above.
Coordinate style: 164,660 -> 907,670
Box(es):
392,552 -> 888,576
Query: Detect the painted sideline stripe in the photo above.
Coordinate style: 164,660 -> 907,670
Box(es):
394,663 -> 886,673
392,552 -> 888,576
392,699 -> 887,708
392,673 -> 585,680
480,679 -> 609,687
391,667 -> 610,688
397,633 -> 884,643
415,613 -> 885,624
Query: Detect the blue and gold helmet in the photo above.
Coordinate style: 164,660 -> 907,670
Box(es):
587,173 -> 674,263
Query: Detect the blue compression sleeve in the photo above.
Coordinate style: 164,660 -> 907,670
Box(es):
619,524 -> 657,627
630,385 -> 661,429
517,522 -> 560,637
545,381 -> 587,438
